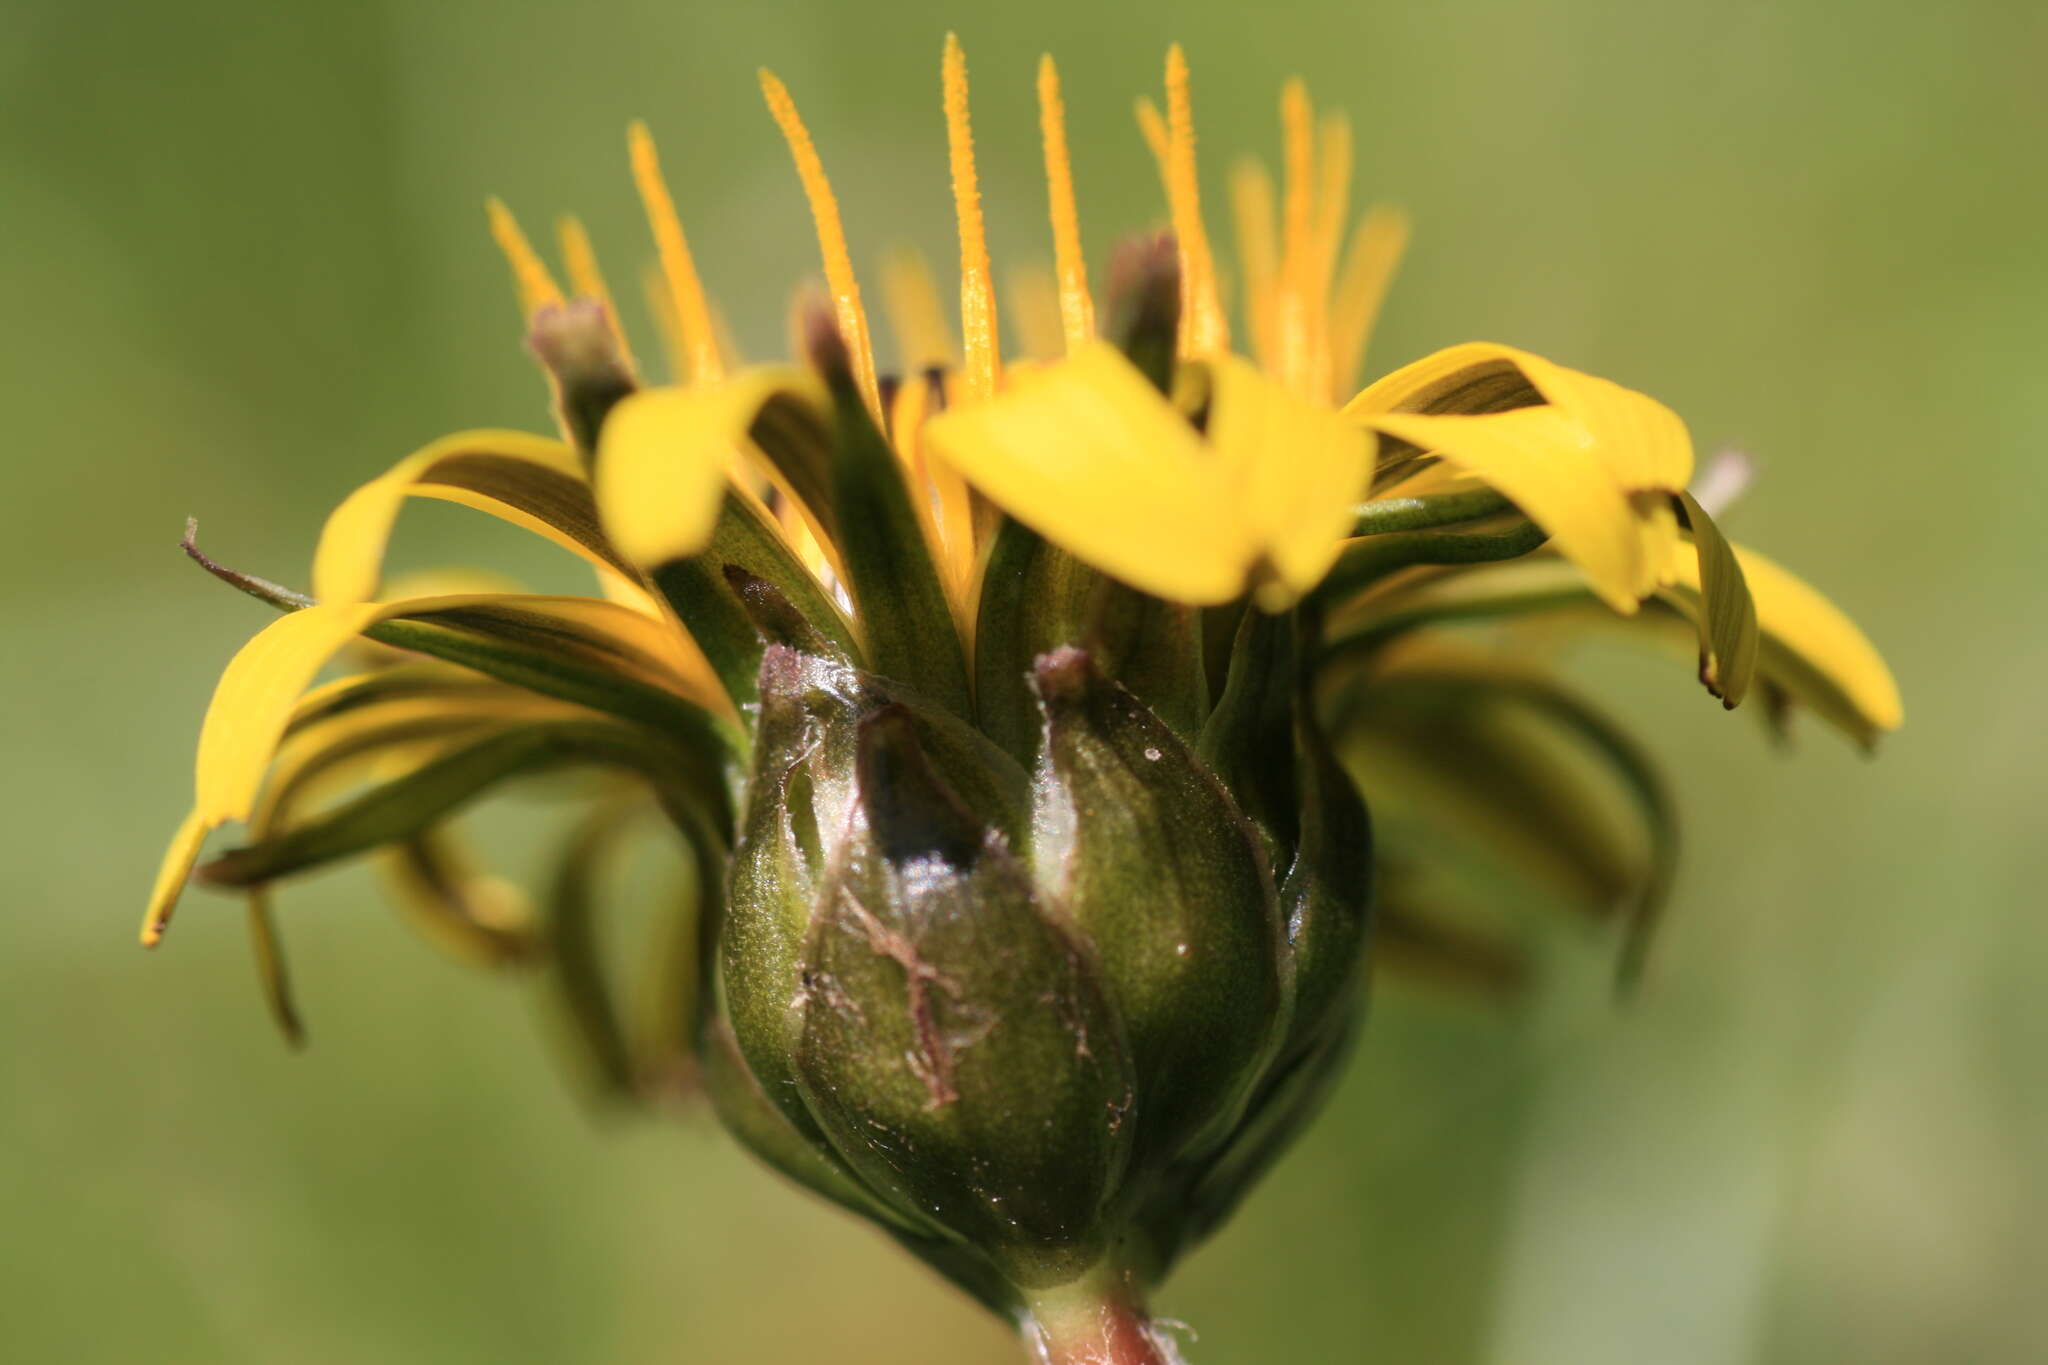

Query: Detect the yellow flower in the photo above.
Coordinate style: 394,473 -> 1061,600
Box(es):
139,34 -> 1901,1354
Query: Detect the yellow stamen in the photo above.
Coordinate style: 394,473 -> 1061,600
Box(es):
759,69 -> 883,420
486,198 -> 565,322
628,121 -> 724,385
1230,160 -> 1280,370
1163,45 -> 1228,356
881,249 -> 958,372
641,263 -> 687,385
1036,55 -> 1095,353
1134,97 -> 1171,172
1006,263 -> 1066,362
1330,206 -> 1410,397
1311,114 -> 1354,295
1276,79 -> 1317,393
890,367 -> 934,469
711,302 -> 745,372
1302,112 -> 1353,400
556,214 -> 637,374
943,34 -> 1002,402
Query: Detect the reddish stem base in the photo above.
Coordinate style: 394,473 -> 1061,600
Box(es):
1025,1283 -> 1177,1365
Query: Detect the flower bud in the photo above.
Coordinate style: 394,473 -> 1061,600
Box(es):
1029,646 -> 1284,1170
794,706 -> 1134,1288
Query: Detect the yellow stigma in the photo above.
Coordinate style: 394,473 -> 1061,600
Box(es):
1006,263 -> 1065,362
1163,45 -> 1228,357
1035,55 -> 1095,353
485,198 -> 565,322
943,34 -> 1002,402
555,214 -> 637,374
641,263 -> 685,385
1230,160 -> 1280,370
881,249 -> 957,372
628,121 -> 725,385
1277,79 -> 1317,394
759,68 -> 883,421
1330,205 -> 1410,397
1134,96 -> 1170,171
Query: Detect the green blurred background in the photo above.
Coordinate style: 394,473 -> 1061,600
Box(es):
4,0 -> 2042,1359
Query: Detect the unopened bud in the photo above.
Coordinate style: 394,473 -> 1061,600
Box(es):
528,299 -> 636,457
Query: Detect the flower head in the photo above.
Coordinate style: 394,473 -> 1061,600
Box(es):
142,35 -> 1899,1356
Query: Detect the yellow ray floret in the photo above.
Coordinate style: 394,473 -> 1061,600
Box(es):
1035,55 -> 1095,353
1206,353 -> 1375,607
759,69 -> 882,421
140,807 -> 210,946
190,594 -> 707,837
1347,342 -> 1697,608
486,198 -> 565,322
629,121 -> 725,385
943,33 -> 1002,401
1363,404 -> 1647,613
924,341 -> 1369,606
312,430 -> 600,606
1674,541 -> 1901,736
595,369 -> 831,573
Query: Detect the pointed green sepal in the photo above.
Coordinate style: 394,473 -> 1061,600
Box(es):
806,310 -> 973,720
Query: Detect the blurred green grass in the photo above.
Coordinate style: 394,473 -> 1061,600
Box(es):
3,0 -> 2044,1360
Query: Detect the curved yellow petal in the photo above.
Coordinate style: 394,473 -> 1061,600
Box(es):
194,593 -> 713,828
1667,541 -> 1901,738
313,431 -> 614,605
594,372 -> 826,571
1346,339 -> 1532,416
924,340 -> 1250,603
1353,341 -> 1693,491
1362,406 -> 1645,612
1675,492 -> 1759,708
1204,354 -> 1373,608
197,603 -> 393,825
140,807 -> 210,946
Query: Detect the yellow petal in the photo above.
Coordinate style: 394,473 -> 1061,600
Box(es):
1667,541 -> 1901,739
923,340 -> 1250,603
1675,491 -> 1759,707
194,593 -> 713,827
197,604 -> 392,824
312,430 -> 616,605
1361,405 -> 1646,612
1348,341 -> 1691,494
1346,339 -> 1539,417
1204,354 -> 1373,608
1510,349 -> 1695,492
140,807 -> 210,946
595,372 -> 825,570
